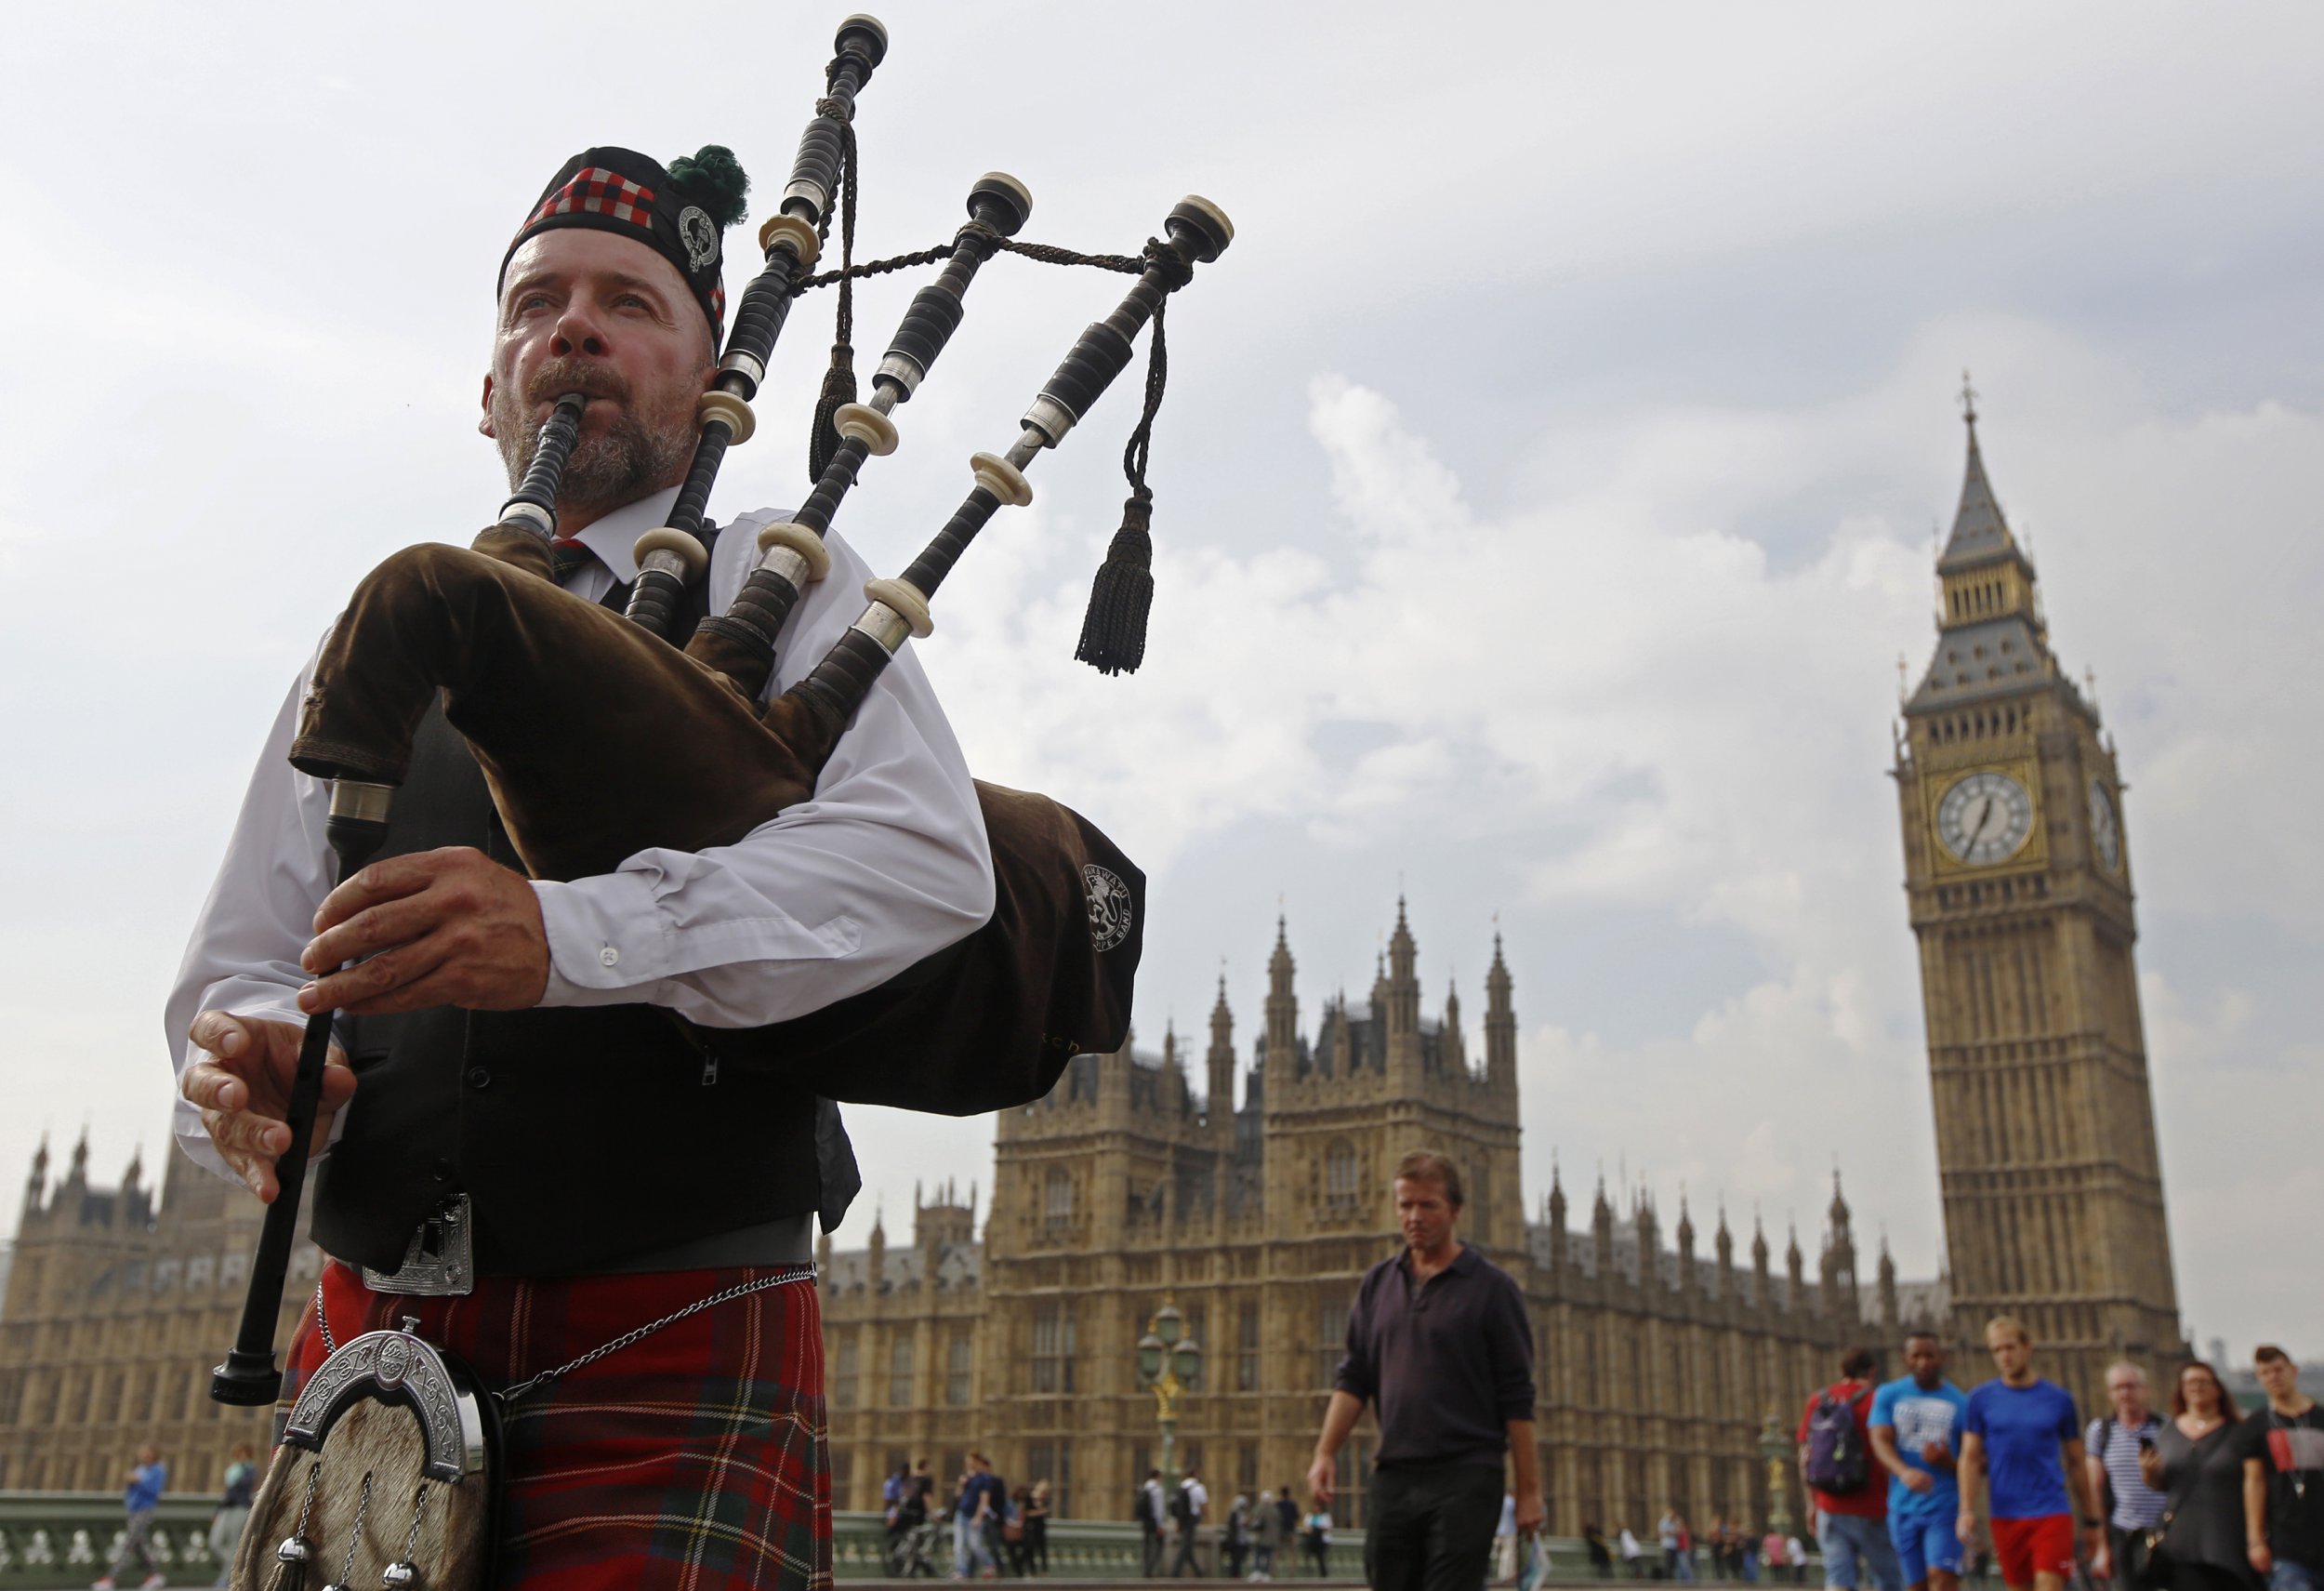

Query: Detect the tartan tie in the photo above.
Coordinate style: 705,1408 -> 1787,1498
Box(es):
548,537 -> 596,586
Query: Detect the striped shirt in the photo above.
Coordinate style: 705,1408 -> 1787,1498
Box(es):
2087,1414 -> 2168,1529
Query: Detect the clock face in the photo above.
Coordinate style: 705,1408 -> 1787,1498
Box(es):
2088,777 -> 2122,870
1935,770 -> 2034,865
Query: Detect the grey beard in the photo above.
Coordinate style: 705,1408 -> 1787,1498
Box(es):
498,408 -> 693,515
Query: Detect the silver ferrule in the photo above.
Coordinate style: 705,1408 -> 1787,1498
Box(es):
1004,428 -> 1045,469
329,780 -> 395,825
1021,393 -> 1077,446
640,547 -> 692,580
853,603 -> 912,653
719,350 -> 767,389
875,351 -> 926,397
756,545 -> 814,586
783,182 -> 829,221
498,500 -> 554,537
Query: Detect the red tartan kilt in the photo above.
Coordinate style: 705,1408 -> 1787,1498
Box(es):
283,1260 -> 828,1590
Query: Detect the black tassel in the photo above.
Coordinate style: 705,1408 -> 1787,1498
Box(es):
1076,489 -> 1155,675
808,342 -> 857,484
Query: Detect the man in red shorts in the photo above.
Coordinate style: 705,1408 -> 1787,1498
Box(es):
1954,1317 -> 2100,1591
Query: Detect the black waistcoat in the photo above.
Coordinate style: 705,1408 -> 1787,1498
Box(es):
310,553 -> 855,1276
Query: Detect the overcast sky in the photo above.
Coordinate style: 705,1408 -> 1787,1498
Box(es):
4,3 -> 2318,1359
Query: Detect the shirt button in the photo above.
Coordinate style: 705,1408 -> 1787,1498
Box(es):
599,946 -> 620,967
465,1067 -> 491,1090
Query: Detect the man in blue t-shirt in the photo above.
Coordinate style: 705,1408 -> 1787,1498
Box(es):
93,1444 -> 168,1590
1955,1318 -> 2096,1591
1870,1332 -> 1971,1591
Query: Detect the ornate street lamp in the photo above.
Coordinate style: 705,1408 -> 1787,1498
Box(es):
1136,1297 -> 1205,1490
1758,1412 -> 1794,1537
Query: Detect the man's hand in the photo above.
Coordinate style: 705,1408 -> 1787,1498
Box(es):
1956,1511 -> 1977,1552
2249,1542 -> 2274,1577
1921,1440 -> 1956,1472
2091,1541 -> 2112,1581
1516,1492 -> 1546,1534
1306,1453 -> 1335,1509
180,1012 -> 355,1201
298,846 -> 549,1016
1901,1467 -> 1935,1495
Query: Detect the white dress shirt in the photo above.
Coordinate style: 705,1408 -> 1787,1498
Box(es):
165,486 -> 995,1182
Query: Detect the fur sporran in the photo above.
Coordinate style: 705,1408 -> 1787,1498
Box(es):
232,1325 -> 498,1590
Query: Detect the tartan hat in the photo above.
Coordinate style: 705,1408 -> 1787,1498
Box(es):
500,145 -> 750,340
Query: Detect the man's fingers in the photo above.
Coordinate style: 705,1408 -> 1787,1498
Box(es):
302,892 -> 437,975
189,1009 -> 257,1060
200,1105 -> 292,1160
300,936 -> 452,1015
315,847 -> 481,933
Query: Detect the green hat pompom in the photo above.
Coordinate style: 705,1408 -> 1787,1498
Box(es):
667,145 -> 751,231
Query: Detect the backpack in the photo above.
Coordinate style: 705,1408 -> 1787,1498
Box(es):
1803,1384 -> 1872,1494
1172,1486 -> 1197,1526
1134,1485 -> 1155,1525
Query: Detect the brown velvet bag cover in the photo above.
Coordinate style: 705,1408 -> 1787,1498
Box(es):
289,539 -> 1140,1114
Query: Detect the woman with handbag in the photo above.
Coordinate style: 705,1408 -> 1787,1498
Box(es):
2137,1361 -> 2260,1591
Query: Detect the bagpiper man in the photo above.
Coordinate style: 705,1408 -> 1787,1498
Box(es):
166,140 -> 993,1587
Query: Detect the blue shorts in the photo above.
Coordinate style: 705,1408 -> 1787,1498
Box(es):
1890,1512 -> 1961,1586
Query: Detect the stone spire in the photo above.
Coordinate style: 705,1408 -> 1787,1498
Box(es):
1265,917 -> 1299,1073
1787,1220 -> 1806,1303
1546,1155 -> 1568,1267
23,1133 -> 46,1213
1484,932 -> 1516,1094
66,1129 -> 88,1187
1751,1210 -> 1771,1282
1440,982 -> 1467,1074
1208,974 -> 1236,1135
1592,1172 -> 1616,1253
1715,1200 -> 1735,1276
1909,378 -> 2053,711
1386,898 -> 1420,1080
1878,1234 -> 1899,1333
1675,1194 -> 1697,1293
867,1204 -> 888,1292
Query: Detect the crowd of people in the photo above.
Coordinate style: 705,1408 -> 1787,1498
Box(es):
1786,1326 -> 2319,1591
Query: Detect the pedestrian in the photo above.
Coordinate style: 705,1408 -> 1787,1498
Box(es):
1870,1330 -> 1971,1591
1788,1536 -> 1809,1585
2084,1362 -> 2169,1584
897,1463 -> 940,1579
2136,1360 -> 2252,1591
1666,1510 -> 1687,1580
1224,1494 -> 1252,1581
2236,1345 -> 2322,1591
888,1463 -> 916,1572
1625,1525 -> 1648,1579
207,1442 -> 258,1587
1802,1346 -> 1905,1591
1304,1503 -> 1334,1579
92,1443 -> 167,1591
1027,1480 -> 1051,1575
1763,1531 -> 1787,1584
1257,1489 -> 1287,1580
1003,1486 -> 1034,1578
1586,1523 -> 1614,1580
1954,1316 -> 2100,1591
1140,1468 -> 1169,1578
1277,1488 -> 1302,1576
1681,1518 -> 1697,1583
955,1452 -> 1001,1579
1309,1150 -> 1542,1591
1172,1465 -> 1210,1577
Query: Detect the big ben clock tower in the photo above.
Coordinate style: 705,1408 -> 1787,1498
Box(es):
1895,384 -> 2184,1407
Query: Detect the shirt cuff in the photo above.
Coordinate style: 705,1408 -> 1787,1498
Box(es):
533,873 -> 670,1002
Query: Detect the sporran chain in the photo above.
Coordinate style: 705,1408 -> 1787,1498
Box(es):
310,1266 -> 814,1410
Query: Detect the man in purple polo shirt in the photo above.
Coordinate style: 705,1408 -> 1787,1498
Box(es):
1308,1149 -> 1541,1591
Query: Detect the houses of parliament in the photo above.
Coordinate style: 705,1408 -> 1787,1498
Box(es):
0,405 -> 2185,1529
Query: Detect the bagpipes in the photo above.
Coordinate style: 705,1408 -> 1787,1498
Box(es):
212,13 -> 1230,1588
